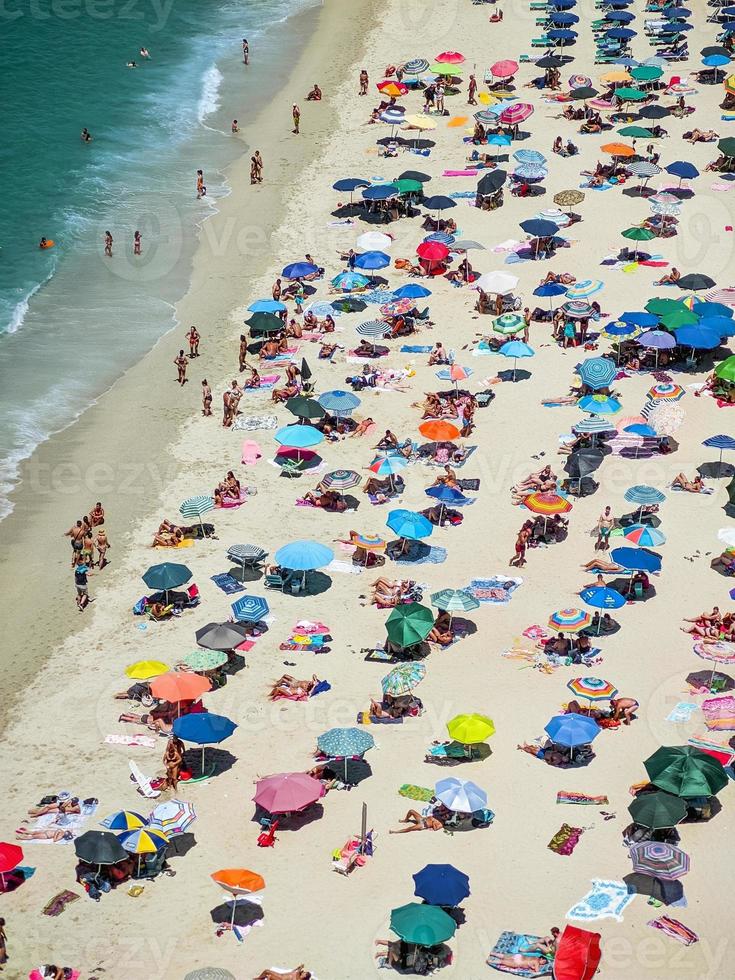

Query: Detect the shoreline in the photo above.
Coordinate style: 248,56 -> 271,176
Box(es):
0,0 -> 378,719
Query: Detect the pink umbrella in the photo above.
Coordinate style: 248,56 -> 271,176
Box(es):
499,103 -> 534,126
492,59 -> 519,78
253,773 -> 325,814
435,51 -> 465,64
450,364 -> 470,382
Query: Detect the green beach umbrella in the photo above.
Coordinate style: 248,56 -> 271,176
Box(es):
181,649 -> 228,672
430,588 -> 481,613
493,313 -> 524,335
390,903 -> 457,946
645,298 -> 689,317
715,355 -> 735,383
630,65 -> 663,82
246,312 -> 283,334
629,791 -> 687,829
614,86 -> 647,101
661,310 -> 698,330
395,178 -> 423,195
618,126 -> 655,139
385,602 -> 435,649
285,396 -> 326,421
644,746 -> 728,798
718,137 -> 735,157
179,495 -> 215,531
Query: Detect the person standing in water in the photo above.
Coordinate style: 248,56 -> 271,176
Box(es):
133,230 -> 142,255
242,38 -> 249,64
196,169 -> 205,199
104,231 -> 113,257
231,119 -> 239,133
292,103 -> 301,134
174,350 -> 188,386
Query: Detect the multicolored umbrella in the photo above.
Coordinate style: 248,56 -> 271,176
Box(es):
630,841 -> 690,880
320,469 -> 361,492
317,727 -> 374,757
549,608 -> 591,632
623,525 -> 666,547
369,455 -> 408,477
648,383 -> 685,401
148,799 -> 197,837
566,279 -> 604,300
499,102 -> 534,125
352,532 -> 386,551
380,298 -> 416,317
381,663 -> 426,697
100,811 -> 147,831
118,827 -> 169,855
446,714 -> 496,744
567,677 -> 618,702
524,492 -> 573,515
181,649 -> 228,672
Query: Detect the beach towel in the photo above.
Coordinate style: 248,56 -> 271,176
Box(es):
701,694 -> 735,731
104,733 -> 156,749
567,880 -> 635,922
241,439 -> 262,464
457,478 -> 480,491
399,784 -> 434,802
326,559 -> 362,575
687,733 -> 735,767
523,624 -> 549,641
233,414 -> 278,431
27,801 -> 98,844
448,190 -> 475,198
443,169 -> 481,176
548,823 -> 585,856
400,344 -> 433,353
234,638 -> 256,653
665,702 -> 698,724
154,538 -> 194,549
357,711 -> 403,724
247,373 -> 281,389
670,483 -> 715,494
42,889 -> 80,916
395,545 -> 448,565
364,646 -> 395,663
556,791 -> 609,806
647,916 -> 699,946
464,576 -> 522,603
486,932 -> 552,977
210,573 -> 246,595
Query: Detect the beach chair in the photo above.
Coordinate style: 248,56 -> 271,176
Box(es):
280,458 -> 304,479
531,36 -> 552,47
257,818 -> 279,847
632,580 -> 645,600
264,571 -> 286,591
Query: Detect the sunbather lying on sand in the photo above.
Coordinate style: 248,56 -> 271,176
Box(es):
672,472 -> 705,493
15,827 -> 74,841
253,967 -> 312,980
152,520 -> 184,547
268,674 -> 319,700
370,577 -> 417,606
581,558 -> 623,573
428,610 -> 454,646
28,797 -> 80,818
389,808 -> 445,833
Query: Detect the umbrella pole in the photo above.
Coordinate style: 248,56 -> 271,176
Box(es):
201,745 -> 206,776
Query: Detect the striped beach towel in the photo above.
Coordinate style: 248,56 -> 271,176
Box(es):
556,791 -> 609,806
647,916 -> 698,946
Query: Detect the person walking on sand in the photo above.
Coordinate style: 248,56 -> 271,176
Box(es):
292,103 -> 301,134
104,230 -> 113,257
523,307 -> 531,343
74,559 -> 91,611
65,519 -> 85,566
250,156 -> 258,185
196,169 -> 206,199
595,505 -> 614,551
133,230 -> 142,255
254,149 -> 263,181
242,38 -> 249,64
359,68 -> 369,95
468,73 -> 478,105
239,334 -> 249,372
174,350 -> 188,386
510,526 -> 530,567
186,325 -> 200,357
201,378 -> 212,416
272,277 -> 282,301
95,527 -> 110,569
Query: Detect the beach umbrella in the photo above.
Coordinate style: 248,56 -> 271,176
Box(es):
554,189 -> 585,207
210,900 -> 264,929
282,262 -> 317,280
545,714 -> 601,747
431,588 -> 480,614
285,396 -> 325,422
566,447 -> 603,481
386,509 -> 433,542
578,394 -> 621,415
362,184 -> 399,201
318,390 -> 360,415
172,713 -> 237,779
247,299 -> 287,313
660,310 -> 697,330
578,356 -> 616,390
512,163 -> 548,182
566,280 -> 604,301
253,773 -> 325,814
638,329 -> 676,350
619,126 -> 655,139
674,326 -> 721,350
677,274 -> 716,292
562,300 -> 594,320
381,663 -> 426,697
609,546 -> 661,573
402,58 -> 430,75
580,586 -> 626,612
436,50 -> 465,64
500,103 -> 534,127
699,316 -> 735,338
513,148 -> 547,165
647,383 -> 684,402
644,746 -> 728,797
621,310 -> 658,328
493,313 -> 524,336
393,283 -> 432,299
150,672 -> 210,704
74,831 -> 127,867
524,492 -> 572,516
379,108 -> 406,127
100,810 -> 147,831
622,227 -> 656,259
0,842 -> 23,886
534,281 -> 568,310
182,649 -> 227,672
631,65 -> 663,82
665,161 -> 699,183
435,777 -> 487,813
719,137 -> 735,158
536,55 -> 564,69
499,340 -> 534,380
477,170 -> 508,195
245,312 -> 283,334
629,792 -> 686,829
425,485 -> 469,507
573,417 -> 615,435
568,73 -> 591,88
350,533 -> 386,560
630,841 -> 690,880
320,469 -> 360,492
317,727 -> 374,758
413,865 -> 470,908
615,86 -> 646,101
520,218 -> 559,238
355,319 -> 391,339
624,485 -> 666,521
125,660 -> 170,680
417,241 -> 450,264
376,80 -> 408,97
492,59 -> 519,77
142,562 -> 192,596
476,271 -> 519,294
704,434 -> 735,467
211,868 -> 265,897
274,539 -> 333,571
333,177 -> 369,192
231,595 -> 269,623
549,608 -> 591,632
274,424 -> 324,450
355,232 -> 393,253
390,903 -> 457,946
385,602 -> 435,648
369,455 -> 408,478
422,195 -> 455,217
623,525 -> 666,547
715,355 -> 735,382
195,621 -> 250,651
602,142 -> 636,158
567,677 -> 618,704
381,298 -> 415,317
447,714 -> 495,744
603,320 -> 640,344
119,827 -> 169,858
354,250 -> 390,271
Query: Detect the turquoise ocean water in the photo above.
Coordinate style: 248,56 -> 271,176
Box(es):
0,0 -> 318,517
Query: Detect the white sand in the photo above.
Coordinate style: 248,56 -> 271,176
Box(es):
1,2 -> 734,978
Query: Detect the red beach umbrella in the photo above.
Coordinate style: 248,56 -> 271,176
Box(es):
499,103 -> 534,126
417,241 -> 450,261
492,59 -> 519,78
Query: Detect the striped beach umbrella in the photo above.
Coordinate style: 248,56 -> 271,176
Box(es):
694,640 -> 735,667
403,58 -> 430,75
353,532 -> 386,551
493,313 -> 524,335
624,524 -> 666,547
118,827 -> 169,854
549,608 -> 591,632
148,799 -> 197,837
369,455 -> 408,477
647,383 -> 685,402
382,663 -> 426,697
566,279 -> 604,300
562,300 -> 594,319
317,727 -> 374,757
524,492 -> 573,515
356,319 -> 391,338
624,484 -> 666,506
318,390 -> 361,415
630,841 -> 690,880
499,102 -> 533,125
100,811 -> 148,831
578,356 -> 617,390
179,495 -> 214,528
181,649 -> 228,671
602,320 -> 640,339
321,469 -> 361,491
430,588 -> 481,613
573,417 -> 615,435
569,73 -> 591,88
567,677 -> 618,702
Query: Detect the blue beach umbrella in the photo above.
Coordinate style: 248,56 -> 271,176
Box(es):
545,714 -> 601,747
318,390 -> 361,415
609,546 -> 662,573
578,356 -> 617,390
665,161 -> 699,181
231,595 -> 269,623
172,713 -> 237,778
551,12 -> 579,24
549,28 -> 578,41
520,218 -> 559,237
620,311 -> 658,328
534,281 -> 567,309
699,316 -> 735,338
604,320 -> 640,338
703,433 -> 735,467
703,54 -> 729,67
578,394 -> 621,415
625,423 -> 657,437
573,416 -> 615,435
499,340 -> 534,380
425,485 -> 470,505
673,326 -> 721,350
387,509 -> 433,541
413,864 -> 471,907
362,184 -> 399,201
354,250 -> 390,270
333,177 -> 370,192
692,302 -> 732,320
274,424 -> 324,449
317,727 -> 374,757
393,284 -> 432,299
625,484 -> 666,507
514,149 -> 547,165
331,271 -> 370,291
248,299 -> 287,313
607,27 -> 637,39
142,562 -> 191,595
606,9 -> 635,21
370,454 -> 408,478
380,107 -> 406,125
282,262 -> 318,279
580,585 -> 627,610
487,133 -> 512,151
513,163 -> 548,181
274,540 -> 333,571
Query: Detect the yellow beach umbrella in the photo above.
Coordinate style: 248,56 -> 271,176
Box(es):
447,713 -> 496,744
125,660 -> 170,680
725,74 -> 735,95
447,115 -> 469,127
600,69 -> 631,84
402,115 -> 437,131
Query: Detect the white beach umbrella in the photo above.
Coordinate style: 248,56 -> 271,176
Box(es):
475,272 -> 519,294
356,232 -> 393,251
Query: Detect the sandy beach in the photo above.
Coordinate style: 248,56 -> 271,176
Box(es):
2,1 -> 735,978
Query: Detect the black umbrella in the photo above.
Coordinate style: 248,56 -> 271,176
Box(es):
565,449 -> 604,478
570,86 -> 599,100
686,670 -> 734,693
398,170 -> 431,183
536,55 -> 564,68
300,358 -> 313,381
322,758 -> 373,785
423,195 -> 456,212
332,296 -> 366,313
477,170 -> 507,195
210,899 -> 265,928
74,831 -> 127,867
701,46 -> 730,59
195,621 -> 251,651
638,104 -> 669,120
285,396 -> 326,421
676,273 -> 716,291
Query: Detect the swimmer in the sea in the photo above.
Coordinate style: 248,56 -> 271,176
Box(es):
133,230 -> 141,256
140,47 -> 150,58
126,61 -> 138,68
81,128 -> 92,142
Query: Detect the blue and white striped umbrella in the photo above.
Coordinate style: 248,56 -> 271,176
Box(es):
318,390 -> 361,415
513,148 -> 547,165
306,301 -> 342,317
403,58 -> 430,75
423,232 -> 455,246
703,434 -> 735,451
356,319 -> 391,338
573,416 -> 615,434
566,279 -> 604,300
624,484 -> 666,505
179,495 -> 214,521
231,595 -> 269,623
380,108 -> 406,125
578,356 -> 617,390
513,163 -> 548,181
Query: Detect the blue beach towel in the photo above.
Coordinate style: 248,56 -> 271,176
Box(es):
401,344 -> 433,353
210,573 -> 246,595
487,932 -> 552,977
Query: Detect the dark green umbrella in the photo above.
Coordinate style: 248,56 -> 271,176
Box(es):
628,791 -> 687,829
618,126 -> 654,139
285,396 -> 326,421
385,602 -> 435,649
644,746 -> 728,798
660,310 -> 698,330
645,298 -> 688,317
570,86 -> 598,100
142,562 -> 192,596
390,902 -> 457,946
245,312 -> 283,333
74,830 -> 127,866
718,137 -> 735,158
